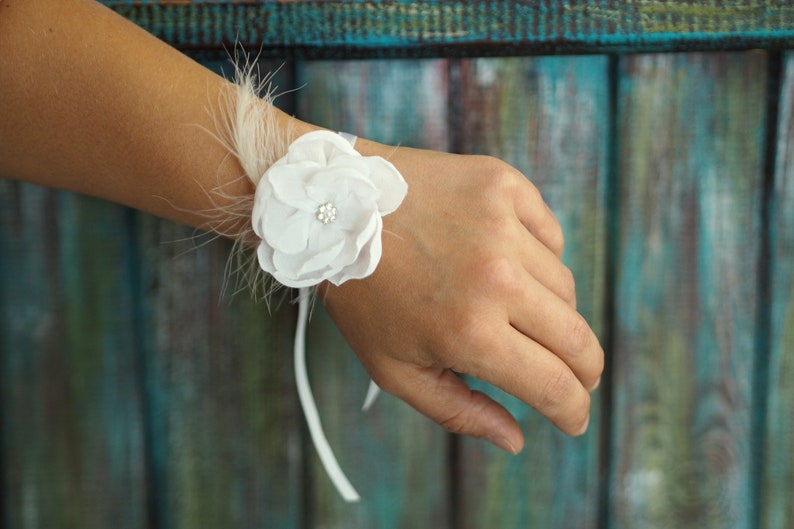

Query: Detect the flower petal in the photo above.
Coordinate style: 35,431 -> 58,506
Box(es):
269,162 -> 320,208
302,227 -> 347,270
262,200 -> 298,241
266,208 -> 313,254
256,242 -> 277,275
330,212 -> 379,272
287,130 -> 358,165
273,235 -> 345,278
272,268 -> 329,289
302,241 -> 346,275
360,157 -> 408,214
251,182 -> 274,239
328,228 -> 382,285
333,195 -> 371,233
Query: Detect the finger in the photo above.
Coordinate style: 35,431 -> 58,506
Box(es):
508,273 -> 603,389
369,357 -> 525,454
514,221 -> 577,308
512,177 -> 564,258
456,322 -> 593,436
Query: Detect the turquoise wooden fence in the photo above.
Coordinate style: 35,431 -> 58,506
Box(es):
1,2 -> 792,528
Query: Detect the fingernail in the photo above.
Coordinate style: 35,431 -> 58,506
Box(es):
486,435 -> 519,455
591,376 -> 602,391
578,415 -> 591,436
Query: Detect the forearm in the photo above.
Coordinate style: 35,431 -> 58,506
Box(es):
0,0 -> 314,228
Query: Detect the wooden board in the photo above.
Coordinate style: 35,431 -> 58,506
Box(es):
610,52 -> 767,529
101,0 -> 794,58
296,58 -> 452,527
133,217 -> 305,528
762,50 -> 794,529
0,184 -> 148,528
453,55 -> 609,529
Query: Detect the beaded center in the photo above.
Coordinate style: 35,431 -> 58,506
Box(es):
316,202 -> 338,224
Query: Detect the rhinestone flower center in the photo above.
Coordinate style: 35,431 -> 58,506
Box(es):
316,202 -> 338,224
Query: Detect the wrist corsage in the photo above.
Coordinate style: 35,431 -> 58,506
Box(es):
252,130 -> 406,289
214,62 -> 407,502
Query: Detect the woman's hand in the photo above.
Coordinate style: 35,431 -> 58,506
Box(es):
320,142 -> 604,454
0,0 -> 603,455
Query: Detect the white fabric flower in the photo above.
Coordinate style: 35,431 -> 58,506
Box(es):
251,130 -> 407,288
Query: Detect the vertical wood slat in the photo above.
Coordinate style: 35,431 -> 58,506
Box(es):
0,184 -> 147,529
762,50 -> 794,529
611,52 -> 767,529
295,59 -> 452,528
133,60 -> 306,529
454,56 -> 609,529
135,219 -> 304,529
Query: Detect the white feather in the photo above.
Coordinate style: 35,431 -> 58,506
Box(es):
218,59 -> 292,187
197,54 -> 294,303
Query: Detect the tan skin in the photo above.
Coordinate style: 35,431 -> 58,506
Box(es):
0,0 -> 603,455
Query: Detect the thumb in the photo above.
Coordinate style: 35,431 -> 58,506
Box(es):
370,359 -> 525,455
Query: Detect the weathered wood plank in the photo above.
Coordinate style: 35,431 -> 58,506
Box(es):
102,0 -> 794,58
762,51 -> 794,529
135,217 -> 304,529
610,52 -> 767,529
296,59 -> 452,527
132,60 -> 305,529
0,184 -> 148,528
454,55 -> 609,529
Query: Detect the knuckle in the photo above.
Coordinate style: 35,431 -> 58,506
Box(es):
438,392 -> 489,436
566,312 -> 593,353
544,220 -> 566,256
537,366 -> 578,412
450,313 -> 493,366
439,408 -> 471,435
558,266 -> 577,304
478,156 -> 524,198
478,256 -> 521,296
437,308 -> 489,364
474,155 -> 566,258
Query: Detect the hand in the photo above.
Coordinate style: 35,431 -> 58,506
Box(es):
319,142 -> 604,454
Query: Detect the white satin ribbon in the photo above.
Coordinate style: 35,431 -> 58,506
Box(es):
294,287 -> 360,502
291,132 -> 385,504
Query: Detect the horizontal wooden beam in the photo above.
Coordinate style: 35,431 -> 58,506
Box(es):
104,1 -> 794,59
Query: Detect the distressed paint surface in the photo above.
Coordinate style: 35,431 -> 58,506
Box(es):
611,53 -> 766,529
453,55 -> 609,529
0,185 -> 147,529
134,217 -> 304,529
100,0 -> 794,58
762,51 -> 794,529
296,59 -> 452,528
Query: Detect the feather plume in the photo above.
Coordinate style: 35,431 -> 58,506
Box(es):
197,54 -> 294,303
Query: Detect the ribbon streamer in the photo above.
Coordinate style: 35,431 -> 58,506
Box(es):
294,287 -> 361,502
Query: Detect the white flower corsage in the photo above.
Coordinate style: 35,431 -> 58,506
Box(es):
251,130 -> 407,288
255,131 -> 405,502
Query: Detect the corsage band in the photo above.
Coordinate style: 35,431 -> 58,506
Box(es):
215,63 -> 407,503
263,130 -> 406,503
